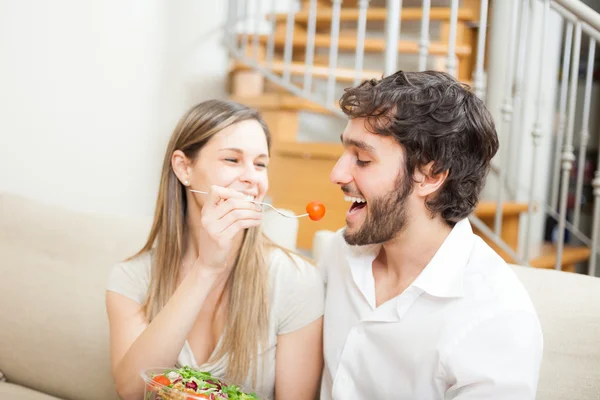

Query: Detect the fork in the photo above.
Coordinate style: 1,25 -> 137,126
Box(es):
189,189 -> 309,218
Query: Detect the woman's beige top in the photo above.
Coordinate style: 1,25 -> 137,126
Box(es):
107,248 -> 324,400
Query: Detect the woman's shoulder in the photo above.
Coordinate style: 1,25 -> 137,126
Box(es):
267,247 -> 325,334
267,247 -> 318,278
106,250 -> 152,304
267,247 -> 324,297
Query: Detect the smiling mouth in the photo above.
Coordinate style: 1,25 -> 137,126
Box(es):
344,194 -> 367,213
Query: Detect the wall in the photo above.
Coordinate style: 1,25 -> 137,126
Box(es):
0,0 -> 228,218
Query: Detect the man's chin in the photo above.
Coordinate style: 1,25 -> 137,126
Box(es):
343,227 -> 364,246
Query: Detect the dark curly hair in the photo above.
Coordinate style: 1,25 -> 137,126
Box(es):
339,70 -> 499,225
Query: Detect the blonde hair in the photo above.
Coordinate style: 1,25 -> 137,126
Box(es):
133,99 -> 274,385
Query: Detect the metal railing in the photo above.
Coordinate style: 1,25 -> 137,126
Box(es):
224,0 -> 600,275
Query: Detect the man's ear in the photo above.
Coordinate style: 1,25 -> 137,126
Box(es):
414,162 -> 449,198
171,150 -> 192,185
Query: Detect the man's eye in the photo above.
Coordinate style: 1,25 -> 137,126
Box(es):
256,163 -> 267,168
225,158 -> 238,163
356,159 -> 371,167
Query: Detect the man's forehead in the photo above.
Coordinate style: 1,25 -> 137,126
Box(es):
341,118 -> 397,150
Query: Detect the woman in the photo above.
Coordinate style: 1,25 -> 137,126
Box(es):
106,99 -> 324,400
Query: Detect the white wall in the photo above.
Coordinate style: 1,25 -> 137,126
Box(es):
0,0 -> 228,218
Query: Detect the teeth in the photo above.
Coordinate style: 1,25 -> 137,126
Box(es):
245,195 -> 254,201
344,195 -> 366,203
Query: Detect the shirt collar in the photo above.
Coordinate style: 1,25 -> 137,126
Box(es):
343,218 -> 474,311
410,218 -> 474,298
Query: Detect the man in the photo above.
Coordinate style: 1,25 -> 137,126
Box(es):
319,70 -> 543,399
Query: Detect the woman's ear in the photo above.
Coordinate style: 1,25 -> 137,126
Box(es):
171,150 -> 191,186
414,162 -> 449,198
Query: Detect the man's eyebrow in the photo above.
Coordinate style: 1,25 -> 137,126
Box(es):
340,135 -> 376,152
219,147 -> 269,158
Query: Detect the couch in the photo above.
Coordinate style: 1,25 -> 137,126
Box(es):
1,191 -> 600,400
0,192 -> 297,400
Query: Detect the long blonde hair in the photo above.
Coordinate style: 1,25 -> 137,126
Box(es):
133,99 -> 273,385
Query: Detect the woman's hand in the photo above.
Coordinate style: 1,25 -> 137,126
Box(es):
195,185 -> 263,272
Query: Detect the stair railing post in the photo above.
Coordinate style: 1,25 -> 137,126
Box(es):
303,0 -> 318,95
589,149 -> 600,276
507,0 -> 531,203
472,0 -> 488,99
252,0 -> 263,60
326,0 -> 342,106
494,0 -> 520,237
266,0 -> 277,69
550,22 -> 574,211
417,0 -> 430,71
556,21 -> 582,271
524,0 -> 550,262
283,0 -> 297,82
384,0 -> 402,77
573,38 -> 596,229
445,0 -> 459,77
354,0 -> 370,85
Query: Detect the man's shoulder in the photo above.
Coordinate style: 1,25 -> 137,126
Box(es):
462,235 -> 537,315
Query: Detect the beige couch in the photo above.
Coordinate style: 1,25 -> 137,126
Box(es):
1,191 -> 600,400
313,230 -> 600,400
0,192 -> 298,400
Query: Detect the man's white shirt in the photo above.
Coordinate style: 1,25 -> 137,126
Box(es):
319,219 -> 543,399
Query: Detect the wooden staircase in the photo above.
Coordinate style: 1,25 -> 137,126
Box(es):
230,1 -> 484,97
226,1 -> 592,273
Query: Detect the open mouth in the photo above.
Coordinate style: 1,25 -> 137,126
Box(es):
345,195 -> 367,215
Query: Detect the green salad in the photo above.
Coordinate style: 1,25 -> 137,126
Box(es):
146,366 -> 260,400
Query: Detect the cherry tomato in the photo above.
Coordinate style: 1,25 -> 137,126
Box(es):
306,201 -> 326,221
152,375 -> 171,387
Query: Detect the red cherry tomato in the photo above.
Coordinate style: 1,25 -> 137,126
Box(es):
306,201 -> 326,221
152,375 -> 171,387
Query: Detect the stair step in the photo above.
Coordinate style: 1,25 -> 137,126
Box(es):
230,93 -> 336,115
528,243 -> 591,271
474,201 -> 530,218
232,60 -> 383,83
272,7 -> 478,27
248,32 -> 472,57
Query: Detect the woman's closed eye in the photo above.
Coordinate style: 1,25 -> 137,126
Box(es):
356,159 -> 371,167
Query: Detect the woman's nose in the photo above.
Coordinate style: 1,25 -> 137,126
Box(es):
240,162 -> 259,184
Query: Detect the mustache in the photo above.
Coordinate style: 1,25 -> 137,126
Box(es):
341,185 -> 363,198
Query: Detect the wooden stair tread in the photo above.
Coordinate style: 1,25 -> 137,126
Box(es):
528,243 -> 591,270
233,60 -> 383,83
272,7 -> 478,26
249,32 -> 472,56
474,201 -> 530,218
230,93 -> 337,115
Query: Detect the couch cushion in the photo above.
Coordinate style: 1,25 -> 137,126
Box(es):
510,264 -> 600,400
0,382 -> 63,399
0,192 -> 152,400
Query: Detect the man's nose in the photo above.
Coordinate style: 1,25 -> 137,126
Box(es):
330,154 -> 352,186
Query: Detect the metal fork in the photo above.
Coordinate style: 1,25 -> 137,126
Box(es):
189,189 -> 309,218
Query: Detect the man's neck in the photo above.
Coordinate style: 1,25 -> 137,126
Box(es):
372,215 -> 452,306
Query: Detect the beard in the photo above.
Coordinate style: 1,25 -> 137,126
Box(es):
343,172 -> 413,246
